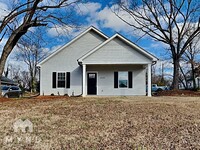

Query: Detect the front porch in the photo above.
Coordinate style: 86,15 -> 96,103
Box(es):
81,64 -> 152,97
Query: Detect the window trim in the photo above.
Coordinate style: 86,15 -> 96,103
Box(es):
52,72 -> 70,89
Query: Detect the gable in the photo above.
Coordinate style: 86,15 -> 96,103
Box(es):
38,27 -> 108,67
40,30 -> 108,71
81,36 -> 154,64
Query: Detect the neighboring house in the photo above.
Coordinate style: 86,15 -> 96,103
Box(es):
38,26 -> 158,97
1,76 -> 17,86
179,68 -> 200,89
188,77 -> 200,89
179,77 -> 200,89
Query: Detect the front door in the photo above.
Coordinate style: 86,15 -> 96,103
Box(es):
87,73 -> 97,95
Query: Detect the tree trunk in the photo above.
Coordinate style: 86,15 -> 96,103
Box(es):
0,75 -> 2,97
0,46 -> 12,97
0,23 -> 30,97
179,65 -> 189,89
30,69 -> 34,93
191,63 -> 196,90
172,58 -> 180,90
30,77 -> 34,93
179,77 -> 186,89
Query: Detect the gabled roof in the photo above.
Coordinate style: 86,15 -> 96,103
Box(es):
78,33 -> 158,63
38,26 -> 109,66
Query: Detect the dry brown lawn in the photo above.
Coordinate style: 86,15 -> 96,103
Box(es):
0,96 -> 200,149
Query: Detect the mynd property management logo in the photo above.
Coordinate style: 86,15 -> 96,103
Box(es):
13,119 -> 33,133
2,119 -> 41,147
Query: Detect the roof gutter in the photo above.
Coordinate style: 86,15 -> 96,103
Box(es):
77,59 -> 82,66
152,60 -> 157,66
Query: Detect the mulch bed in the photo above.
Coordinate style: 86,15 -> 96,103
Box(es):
0,97 -> 12,102
33,95 -> 69,99
156,90 -> 200,96
0,95 -> 69,103
0,91 -> 199,103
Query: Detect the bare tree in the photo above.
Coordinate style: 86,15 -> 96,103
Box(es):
20,71 -> 31,90
9,64 -> 21,83
113,0 -> 200,89
15,29 -> 49,93
152,62 -> 171,86
181,36 -> 200,89
0,0 -> 81,96
7,64 -> 30,90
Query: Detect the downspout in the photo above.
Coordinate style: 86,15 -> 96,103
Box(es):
37,66 -> 41,95
150,60 -> 158,96
70,60 -> 83,97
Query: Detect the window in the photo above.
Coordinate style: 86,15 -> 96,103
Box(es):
52,72 -> 70,88
10,86 -> 19,90
1,86 -> 9,90
114,71 -> 132,88
118,72 -> 128,88
89,74 -> 96,78
57,73 -> 66,88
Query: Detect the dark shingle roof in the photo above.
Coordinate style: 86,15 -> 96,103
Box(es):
1,76 -> 17,85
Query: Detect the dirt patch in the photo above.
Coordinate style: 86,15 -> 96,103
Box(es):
0,97 -> 13,102
156,90 -> 200,96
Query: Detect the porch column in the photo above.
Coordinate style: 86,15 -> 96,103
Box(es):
82,64 -> 86,97
147,64 -> 152,97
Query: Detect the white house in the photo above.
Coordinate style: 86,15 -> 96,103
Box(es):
38,26 -> 158,97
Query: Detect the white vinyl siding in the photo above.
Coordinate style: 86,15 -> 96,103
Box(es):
40,30 -> 106,96
82,37 -> 152,64
40,28 -> 156,96
87,65 -> 146,96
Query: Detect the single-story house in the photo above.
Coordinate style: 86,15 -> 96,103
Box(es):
38,26 -> 158,97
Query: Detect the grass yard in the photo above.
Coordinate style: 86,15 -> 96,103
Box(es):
0,96 -> 200,149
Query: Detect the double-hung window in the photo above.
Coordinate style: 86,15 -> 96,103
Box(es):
52,72 -> 70,88
57,73 -> 65,88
